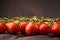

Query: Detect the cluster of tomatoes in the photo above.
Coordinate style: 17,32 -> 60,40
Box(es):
0,16 -> 60,36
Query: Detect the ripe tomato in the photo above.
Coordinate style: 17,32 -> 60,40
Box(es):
0,23 -> 5,33
18,22 -> 28,33
51,22 -> 60,36
25,22 -> 38,35
44,22 -> 51,33
36,22 -> 41,27
6,22 -> 18,34
38,23 -> 50,35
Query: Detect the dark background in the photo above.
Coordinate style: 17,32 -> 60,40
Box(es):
0,0 -> 60,17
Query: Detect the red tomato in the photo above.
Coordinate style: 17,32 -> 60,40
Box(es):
6,22 -> 18,34
38,23 -> 50,35
18,22 -> 28,33
0,23 -> 5,33
25,22 -> 38,35
44,22 -> 51,33
51,22 -> 60,36
36,22 -> 41,27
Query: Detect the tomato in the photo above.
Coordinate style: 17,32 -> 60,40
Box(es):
44,22 -> 52,33
0,23 -> 5,33
18,22 -> 28,33
38,23 -> 50,35
51,22 -> 60,36
25,22 -> 38,35
36,22 -> 41,27
6,22 -> 18,34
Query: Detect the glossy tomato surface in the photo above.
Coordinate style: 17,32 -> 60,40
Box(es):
38,23 -> 50,35
18,22 -> 28,33
6,22 -> 18,34
51,22 -> 60,36
25,22 -> 38,35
